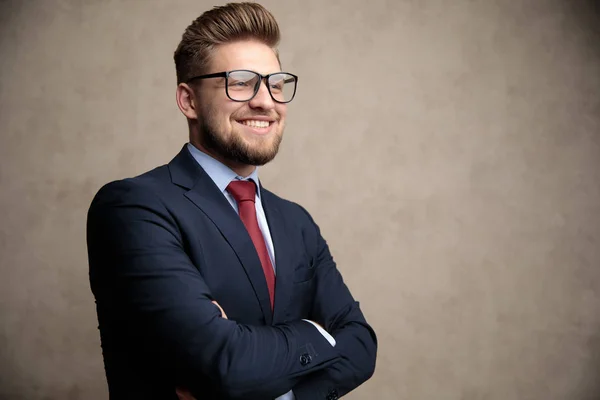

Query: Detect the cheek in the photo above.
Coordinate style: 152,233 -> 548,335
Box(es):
276,106 -> 287,122
205,100 -> 240,125
206,109 -> 234,132
228,105 -> 251,124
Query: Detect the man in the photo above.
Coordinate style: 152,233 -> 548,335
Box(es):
87,3 -> 377,399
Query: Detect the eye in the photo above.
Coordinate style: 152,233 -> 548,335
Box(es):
229,80 -> 250,87
269,79 -> 284,92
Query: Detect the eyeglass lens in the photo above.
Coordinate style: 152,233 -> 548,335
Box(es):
226,70 -> 296,103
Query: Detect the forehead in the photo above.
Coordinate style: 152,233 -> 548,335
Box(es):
208,40 -> 281,75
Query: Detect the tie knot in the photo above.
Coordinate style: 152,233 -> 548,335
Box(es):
227,180 -> 256,203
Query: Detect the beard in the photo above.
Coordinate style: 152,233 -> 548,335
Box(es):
199,113 -> 283,167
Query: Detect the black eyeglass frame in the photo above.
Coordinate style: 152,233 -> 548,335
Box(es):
186,69 -> 298,104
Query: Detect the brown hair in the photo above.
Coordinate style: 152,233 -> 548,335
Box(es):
174,2 -> 281,84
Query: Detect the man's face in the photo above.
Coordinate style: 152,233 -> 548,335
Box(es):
193,40 -> 287,168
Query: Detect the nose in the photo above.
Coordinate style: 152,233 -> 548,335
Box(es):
248,79 -> 275,110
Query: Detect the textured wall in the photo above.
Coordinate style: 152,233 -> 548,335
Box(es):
1,0 -> 599,399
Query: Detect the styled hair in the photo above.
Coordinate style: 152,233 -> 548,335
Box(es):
174,2 -> 281,84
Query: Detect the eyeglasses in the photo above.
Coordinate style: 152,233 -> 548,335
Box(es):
187,69 -> 298,104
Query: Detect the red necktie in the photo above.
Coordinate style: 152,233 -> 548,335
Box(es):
226,180 -> 275,310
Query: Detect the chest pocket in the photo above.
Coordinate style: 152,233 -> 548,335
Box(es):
293,259 -> 316,283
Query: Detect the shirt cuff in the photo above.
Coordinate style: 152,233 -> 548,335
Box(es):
275,389 -> 295,400
302,319 -> 336,347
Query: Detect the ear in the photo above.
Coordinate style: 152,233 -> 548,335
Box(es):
176,83 -> 199,120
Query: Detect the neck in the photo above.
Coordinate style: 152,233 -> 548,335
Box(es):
189,139 -> 256,178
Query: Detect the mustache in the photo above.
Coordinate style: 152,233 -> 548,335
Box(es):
234,112 -> 280,121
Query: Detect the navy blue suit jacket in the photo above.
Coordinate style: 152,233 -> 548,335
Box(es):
87,146 -> 377,399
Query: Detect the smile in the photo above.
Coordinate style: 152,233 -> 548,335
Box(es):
239,119 -> 272,128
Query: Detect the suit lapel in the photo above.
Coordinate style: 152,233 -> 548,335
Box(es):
260,187 -> 295,325
168,146 -> 273,325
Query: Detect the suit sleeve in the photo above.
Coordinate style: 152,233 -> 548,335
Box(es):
87,180 -> 339,399
291,208 -> 378,399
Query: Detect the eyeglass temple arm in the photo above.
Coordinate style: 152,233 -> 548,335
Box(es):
187,72 -> 227,82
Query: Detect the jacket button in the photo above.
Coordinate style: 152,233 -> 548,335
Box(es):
326,389 -> 339,400
299,353 -> 312,366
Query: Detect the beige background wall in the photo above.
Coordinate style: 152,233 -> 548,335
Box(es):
1,0 -> 599,399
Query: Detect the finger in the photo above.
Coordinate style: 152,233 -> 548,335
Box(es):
212,300 -> 228,319
176,387 -> 197,400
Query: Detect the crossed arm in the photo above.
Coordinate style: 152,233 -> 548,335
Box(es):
288,208 -> 378,398
87,180 -> 377,399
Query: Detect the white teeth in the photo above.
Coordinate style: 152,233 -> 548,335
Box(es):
241,120 -> 270,128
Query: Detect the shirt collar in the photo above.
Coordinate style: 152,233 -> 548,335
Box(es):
186,143 -> 261,197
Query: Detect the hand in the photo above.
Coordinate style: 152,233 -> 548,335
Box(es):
176,387 -> 197,400
212,300 -> 228,319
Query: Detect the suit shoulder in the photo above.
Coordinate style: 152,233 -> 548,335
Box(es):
89,164 -> 170,209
